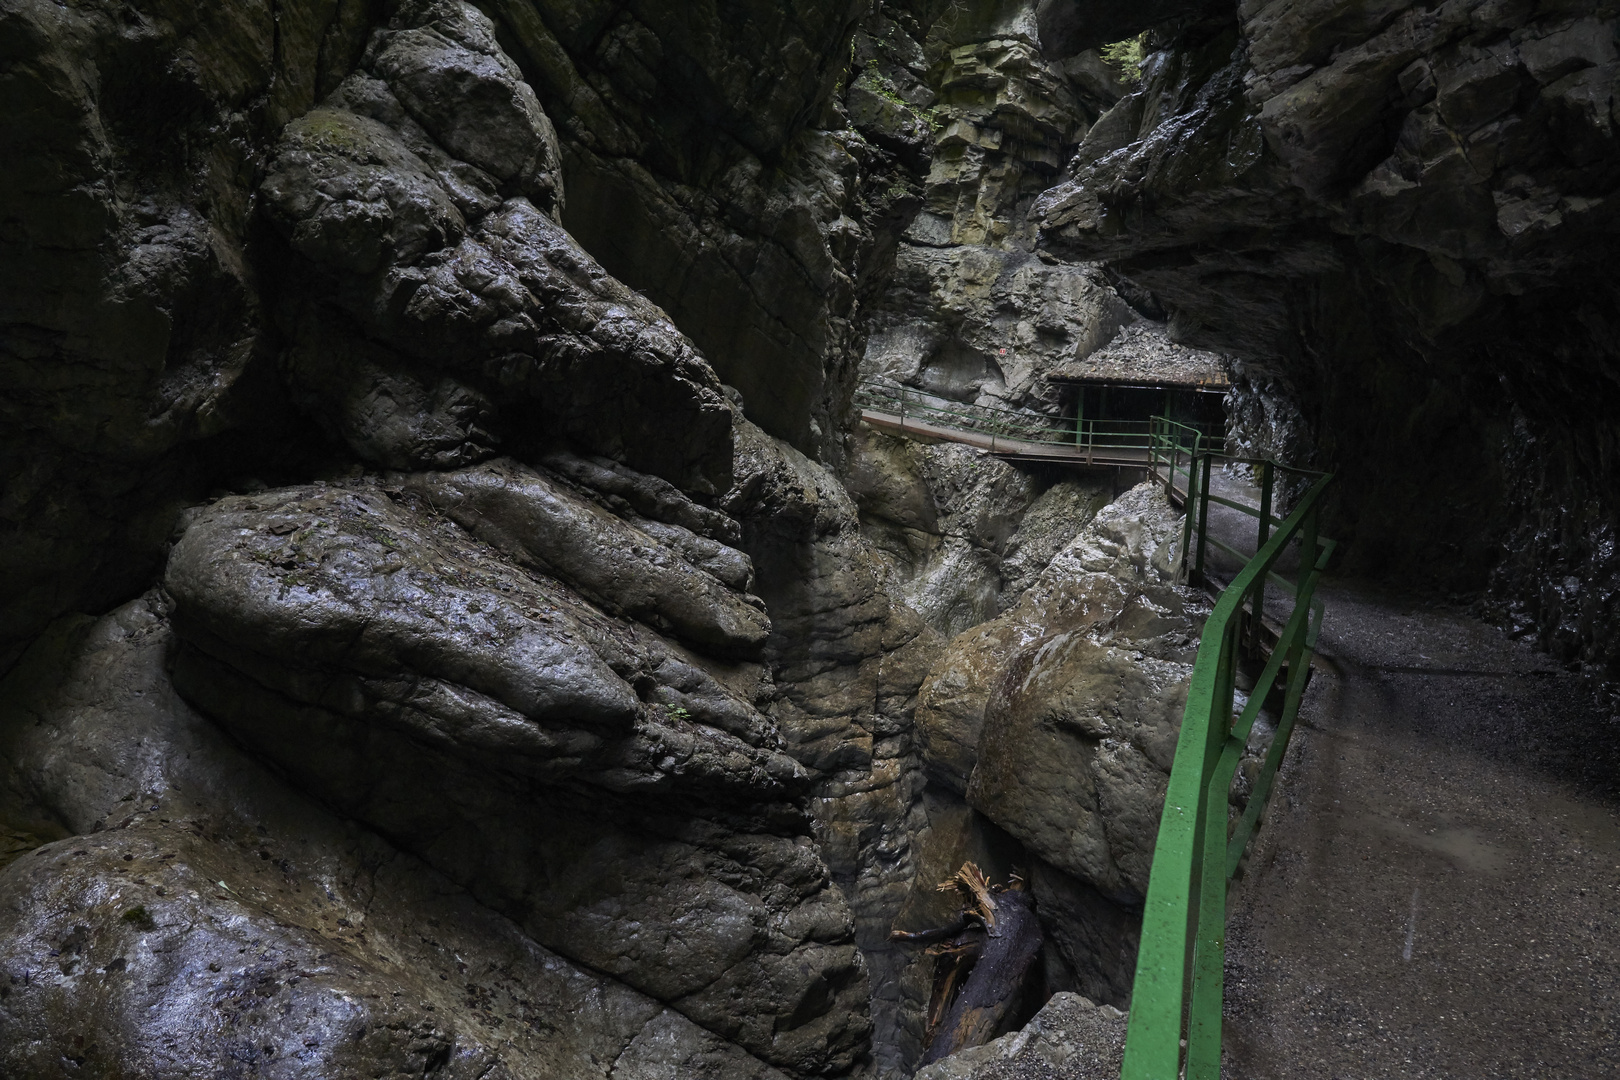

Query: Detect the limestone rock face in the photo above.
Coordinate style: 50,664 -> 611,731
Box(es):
967,633 -> 1190,901
480,0 -> 886,461
861,244 -> 1139,413
846,428 -> 1113,638
366,5 -> 564,213
0,599 -> 794,1080
915,482 -> 1197,797
855,16 -> 1140,416
912,991 -> 1128,1080
0,0 -> 370,665
1033,2 -> 1620,678
0,0 -> 986,1070
258,2 -> 735,497
722,415 -> 944,1077
155,466 -> 875,1074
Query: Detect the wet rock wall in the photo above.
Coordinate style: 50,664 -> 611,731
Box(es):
1034,0 -> 1620,685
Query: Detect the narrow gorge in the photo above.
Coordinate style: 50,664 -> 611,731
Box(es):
2,0 -> 1616,1077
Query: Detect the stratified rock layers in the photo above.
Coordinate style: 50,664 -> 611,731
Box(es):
0,598 -> 795,1080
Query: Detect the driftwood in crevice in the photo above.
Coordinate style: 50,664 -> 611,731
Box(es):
891,862 -> 1044,1065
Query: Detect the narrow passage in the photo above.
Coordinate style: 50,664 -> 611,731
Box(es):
1222,582 -> 1620,1078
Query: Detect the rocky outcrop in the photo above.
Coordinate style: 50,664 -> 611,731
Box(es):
0,598 -> 794,1080
259,2 -> 735,495
912,991 -> 1128,1080
1034,0 -> 1620,681
915,483 -> 1196,798
853,9 -> 1143,415
846,427 -> 1113,638
157,464 -> 870,1075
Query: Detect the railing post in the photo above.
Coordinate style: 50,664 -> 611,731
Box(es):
1251,461 -> 1273,655
1297,500 -> 1319,597
1149,419 -> 1159,487
1179,450 -> 1199,582
1195,454 -> 1212,582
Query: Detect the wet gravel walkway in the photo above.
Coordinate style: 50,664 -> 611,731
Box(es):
1221,581 -> 1620,1078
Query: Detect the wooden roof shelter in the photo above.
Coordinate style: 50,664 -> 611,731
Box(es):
1047,322 -> 1232,392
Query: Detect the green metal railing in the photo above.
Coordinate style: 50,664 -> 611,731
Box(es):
855,381 -> 1220,455
1147,416 -> 1204,508
1121,456 -> 1336,1080
854,380 -> 1071,443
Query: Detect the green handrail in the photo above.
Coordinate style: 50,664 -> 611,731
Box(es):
1146,417 -> 1205,584
1120,456 -> 1335,1080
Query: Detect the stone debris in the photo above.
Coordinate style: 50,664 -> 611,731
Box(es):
1048,321 -> 1232,390
913,992 -> 1128,1080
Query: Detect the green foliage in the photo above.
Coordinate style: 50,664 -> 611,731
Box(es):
121,905 -> 156,931
869,75 -> 945,134
1100,35 -> 1148,84
663,704 -> 692,721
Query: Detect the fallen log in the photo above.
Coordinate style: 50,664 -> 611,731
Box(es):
892,862 -> 1044,1065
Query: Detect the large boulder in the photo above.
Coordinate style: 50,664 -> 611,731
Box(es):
912,990 -> 1128,1080
967,631 -> 1190,901
158,465 -> 870,1075
0,598 -> 791,1080
258,4 -> 735,496
915,482 -> 1196,795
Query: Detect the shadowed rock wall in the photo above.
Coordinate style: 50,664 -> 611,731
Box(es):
0,0 -> 928,1073
1035,0 -> 1620,685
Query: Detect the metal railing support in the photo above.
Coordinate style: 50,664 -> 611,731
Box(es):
1178,444 -> 1199,583
1251,461 -> 1273,654
1120,455 -> 1334,1080
853,381 -> 1221,466
1194,454 -> 1212,582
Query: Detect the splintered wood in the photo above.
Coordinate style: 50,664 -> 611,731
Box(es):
890,862 -> 1044,1065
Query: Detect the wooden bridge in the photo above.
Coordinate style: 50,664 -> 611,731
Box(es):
857,407 -> 1164,467
855,380 -> 1215,472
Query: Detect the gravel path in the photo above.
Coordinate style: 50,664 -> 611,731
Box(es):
1221,580 -> 1620,1078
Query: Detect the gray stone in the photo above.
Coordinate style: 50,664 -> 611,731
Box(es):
966,633 -> 1190,901
260,106 -> 468,274
915,482 -> 1192,795
368,1 -> 564,215
0,598 -> 791,1080
912,991 -> 1128,1080
847,428 -> 1113,640
402,459 -> 769,658
155,476 -> 880,1073
721,415 -> 945,1077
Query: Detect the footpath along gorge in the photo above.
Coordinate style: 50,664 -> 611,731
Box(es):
1,0 -> 1617,1077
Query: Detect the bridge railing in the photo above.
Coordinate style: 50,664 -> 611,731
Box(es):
855,380 -> 1220,454
854,381 -> 1073,444
1121,455 -> 1336,1080
1147,416 -> 1204,503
